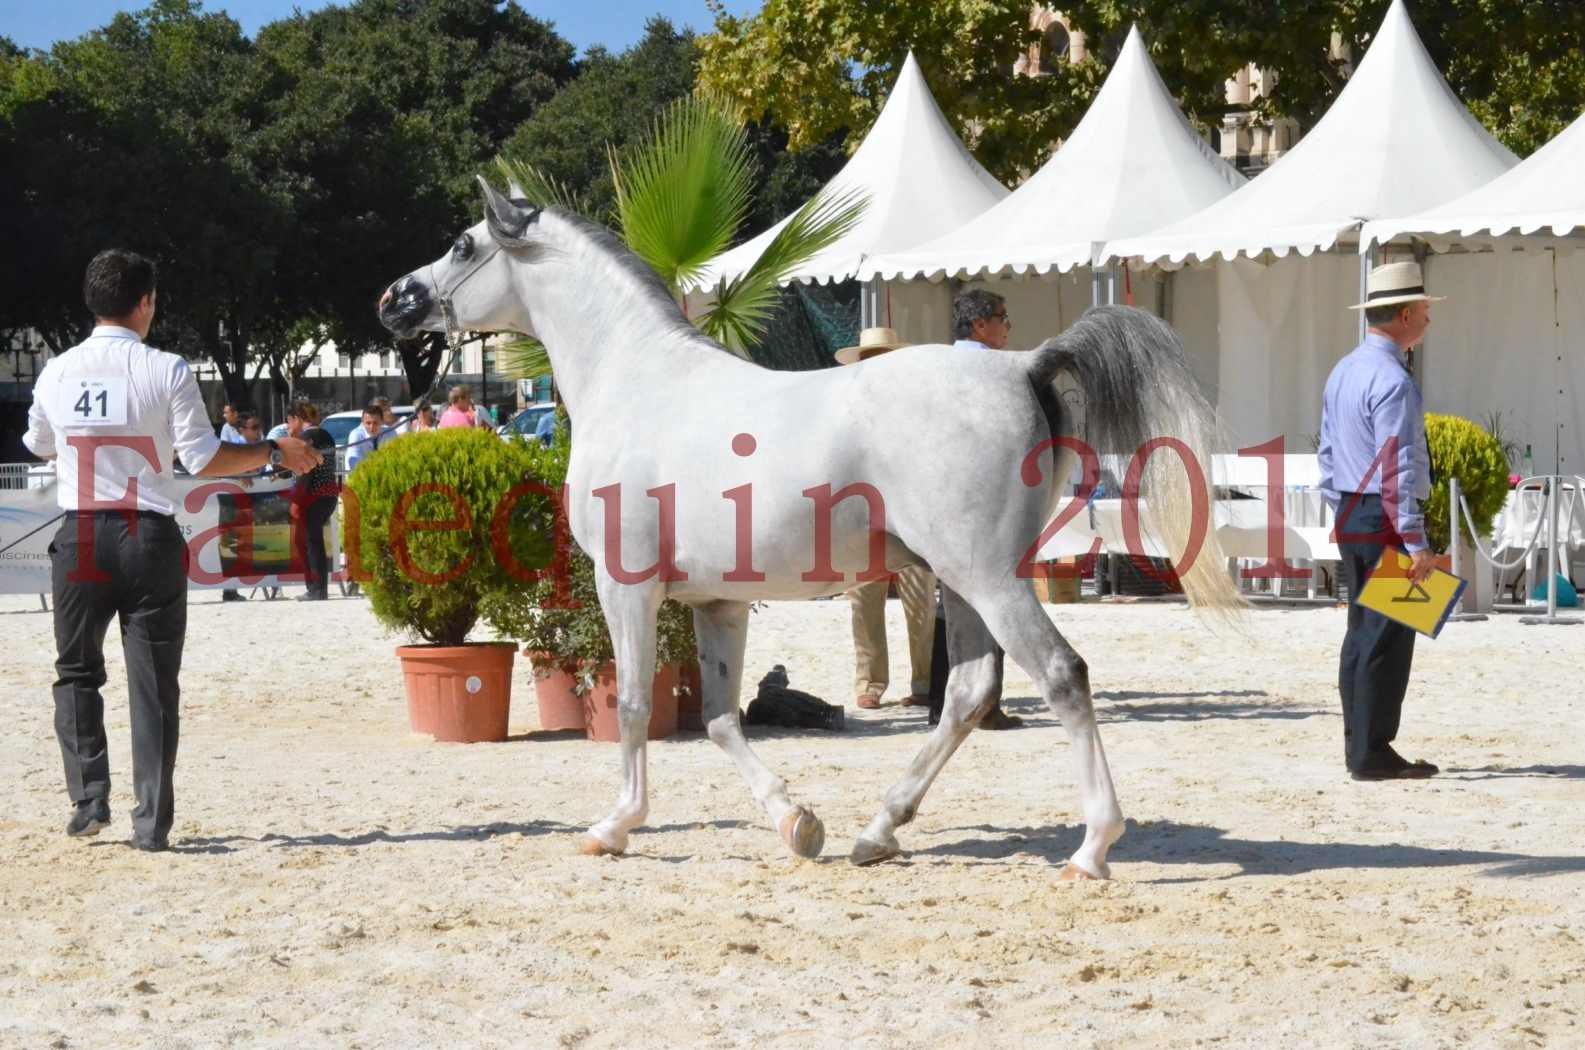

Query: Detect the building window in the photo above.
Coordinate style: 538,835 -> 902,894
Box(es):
1039,24 -> 1070,75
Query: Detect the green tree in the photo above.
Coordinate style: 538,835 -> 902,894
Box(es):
1068,0 -> 1585,157
505,16 -> 847,238
250,0 -> 577,399
698,0 -> 1098,184
0,0 -> 282,389
699,0 -> 1585,182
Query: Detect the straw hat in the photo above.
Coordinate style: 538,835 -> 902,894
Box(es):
835,326 -> 909,365
1348,260 -> 1446,310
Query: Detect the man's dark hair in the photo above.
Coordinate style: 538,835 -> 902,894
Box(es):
237,412 -> 261,430
1364,303 -> 1409,327
83,249 -> 157,319
362,402 -> 383,418
952,289 -> 1006,340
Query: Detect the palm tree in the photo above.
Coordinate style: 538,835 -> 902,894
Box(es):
498,94 -> 865,379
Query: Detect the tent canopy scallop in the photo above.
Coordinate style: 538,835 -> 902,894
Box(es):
1362,107 -> 1585,249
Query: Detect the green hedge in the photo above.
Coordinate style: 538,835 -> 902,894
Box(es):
343,428 -> 553,645
1423,413 -> 1509,554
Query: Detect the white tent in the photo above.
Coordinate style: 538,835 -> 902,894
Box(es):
1361,108 -> 1585,248
1105,0 -> 1516,267
1101,0 -> 1518,454
1359,110 -> 1585,481
685,52 -> 1007,291
860,27 -> 1245,283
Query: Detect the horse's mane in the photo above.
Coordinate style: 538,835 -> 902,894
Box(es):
547,209 -> 747,361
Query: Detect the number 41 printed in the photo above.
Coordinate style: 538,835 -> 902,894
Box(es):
64,376 -> 129,427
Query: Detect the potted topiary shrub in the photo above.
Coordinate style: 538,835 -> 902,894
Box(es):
1423,413 -> 1510,555
342,427 -> 551,742
1422,413 -> 1509,611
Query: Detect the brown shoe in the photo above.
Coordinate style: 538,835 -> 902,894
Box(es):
978,707 -> 1024,730
856,692 -> 883,710
902,693 -> 931,707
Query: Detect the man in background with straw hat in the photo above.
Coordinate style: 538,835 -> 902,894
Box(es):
834,327 -> 937,711
1319,259 -> 1441,782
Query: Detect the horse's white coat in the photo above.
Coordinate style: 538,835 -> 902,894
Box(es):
379,182 -> 1241,877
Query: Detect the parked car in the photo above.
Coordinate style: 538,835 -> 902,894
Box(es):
498,403 -> 557,444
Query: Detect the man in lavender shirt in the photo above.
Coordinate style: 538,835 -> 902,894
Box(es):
1319,261 -> 1441,782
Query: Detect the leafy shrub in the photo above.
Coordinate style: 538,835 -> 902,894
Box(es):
1423,413 -> 1509,554
343,428 -> 552,645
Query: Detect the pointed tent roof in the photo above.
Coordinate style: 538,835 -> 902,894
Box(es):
685,52 -> 1008,291
1362,107 -> 1585,247
861,27 -> 1245,282
1105,0 -> 1517,267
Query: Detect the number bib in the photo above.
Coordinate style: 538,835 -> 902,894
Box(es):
62,376 -> 129,426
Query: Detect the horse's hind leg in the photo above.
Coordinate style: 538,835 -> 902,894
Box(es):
974,584 -> 1124,880
852,586 -> 1002,866
692,600 -> 824,859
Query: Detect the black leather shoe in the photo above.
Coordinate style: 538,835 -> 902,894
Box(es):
221,590 -> 246,602
66,798 -> 111,838
129,837 -> 169,853
296,592 -> 327,602
1351,746 -> 1439,780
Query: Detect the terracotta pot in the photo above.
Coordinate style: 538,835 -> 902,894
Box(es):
524,650 -> 585,731
677,660 -> 704,732
580,662 -> 680,742
395,642 -> 516,743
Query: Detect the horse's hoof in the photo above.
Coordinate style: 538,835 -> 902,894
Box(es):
1059,861 -> 1106,881
579,835 -> 623,857
849,835 -> 901,867
780,807 -> 825,859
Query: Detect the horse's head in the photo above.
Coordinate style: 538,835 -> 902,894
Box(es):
378,177 -> 542,339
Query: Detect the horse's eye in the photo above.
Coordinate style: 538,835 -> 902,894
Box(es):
452,234 -> 474,261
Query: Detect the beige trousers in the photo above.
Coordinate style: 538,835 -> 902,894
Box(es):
848,566 -> 937,698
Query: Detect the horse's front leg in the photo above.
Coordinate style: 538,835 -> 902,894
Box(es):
693,600 -> 824,859
580,578 -> 662,857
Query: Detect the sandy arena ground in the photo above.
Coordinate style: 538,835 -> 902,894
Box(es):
1,589 -> 1582,1049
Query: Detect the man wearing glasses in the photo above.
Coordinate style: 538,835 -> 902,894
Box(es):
927,289 -> 1023,730
951,288 -> 1013,353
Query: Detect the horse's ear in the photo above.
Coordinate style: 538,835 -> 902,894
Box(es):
478,175 -> 538,248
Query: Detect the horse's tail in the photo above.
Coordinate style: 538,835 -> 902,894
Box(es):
1027,305 -> 1245,616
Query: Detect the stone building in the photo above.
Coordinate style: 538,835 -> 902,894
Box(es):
1016,7 -> 1354,176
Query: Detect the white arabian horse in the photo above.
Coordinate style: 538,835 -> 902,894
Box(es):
379,179 -> 1241,879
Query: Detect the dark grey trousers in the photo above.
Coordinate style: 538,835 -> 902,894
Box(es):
50,512 -> 187,843
1336,493 -> 1417,772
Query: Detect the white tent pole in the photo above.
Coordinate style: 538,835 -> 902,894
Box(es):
861,277 -> 880,328
1091,266 -> 1106,308
1358,242 -> 1376,341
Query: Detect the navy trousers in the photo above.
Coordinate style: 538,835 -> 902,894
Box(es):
50,511 -> 187,843
1335,493 -> 1417,771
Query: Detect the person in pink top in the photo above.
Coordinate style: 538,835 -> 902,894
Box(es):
438,384 -> 487,429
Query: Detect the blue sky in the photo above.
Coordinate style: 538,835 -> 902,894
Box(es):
3,1 -> 759,55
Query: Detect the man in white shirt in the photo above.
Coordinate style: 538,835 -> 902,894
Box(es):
23,249 -> 321,852
218,401 -> 243,444
345,403 -> 382,472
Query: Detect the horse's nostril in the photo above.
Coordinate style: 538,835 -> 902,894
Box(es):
379,288 -> 393,311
